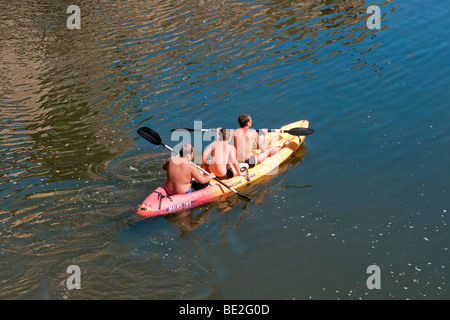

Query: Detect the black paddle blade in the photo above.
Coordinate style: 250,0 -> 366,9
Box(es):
233,189 -> 252,202
286,127 -> 315,136
137,127 -> 163,145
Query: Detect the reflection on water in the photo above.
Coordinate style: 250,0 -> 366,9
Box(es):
1,0 -> 448,299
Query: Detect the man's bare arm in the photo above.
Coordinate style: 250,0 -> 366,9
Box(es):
190,164 -> 215,184
257,130 -> 268,152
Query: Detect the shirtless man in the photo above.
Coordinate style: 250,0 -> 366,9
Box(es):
163,144 -> 215,195
202,128 -> 248,179
233,114 -> 283,168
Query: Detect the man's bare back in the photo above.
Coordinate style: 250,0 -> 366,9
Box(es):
233,114 -> 281,167
163,144 -> 214,195
202,128 -> 246,179
233,127 -> 261,162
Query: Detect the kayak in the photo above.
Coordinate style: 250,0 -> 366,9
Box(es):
137,120 -> 310,218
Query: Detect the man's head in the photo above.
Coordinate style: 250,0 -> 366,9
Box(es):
179,144 -> 194,160
238,114 -> 251,128
217,128 -> 231,141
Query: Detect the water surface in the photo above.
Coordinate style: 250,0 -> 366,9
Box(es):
0,0 -> 449,299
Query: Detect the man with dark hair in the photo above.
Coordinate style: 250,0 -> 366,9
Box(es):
163,144 -> 215,195
238,113 -> 252,128
234,114 -> 284,168
202,128 -> 248,180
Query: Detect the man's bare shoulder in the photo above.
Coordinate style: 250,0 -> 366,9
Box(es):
233,128 -> 243,135
244,129 -> 258,140
234,128 -> 256,136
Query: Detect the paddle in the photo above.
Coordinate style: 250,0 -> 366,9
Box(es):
137,126 -> 252,202
170,127 -> 315,136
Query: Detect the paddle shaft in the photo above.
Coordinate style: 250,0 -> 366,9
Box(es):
172,128 -> 294,132
171,127 -> 314,136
